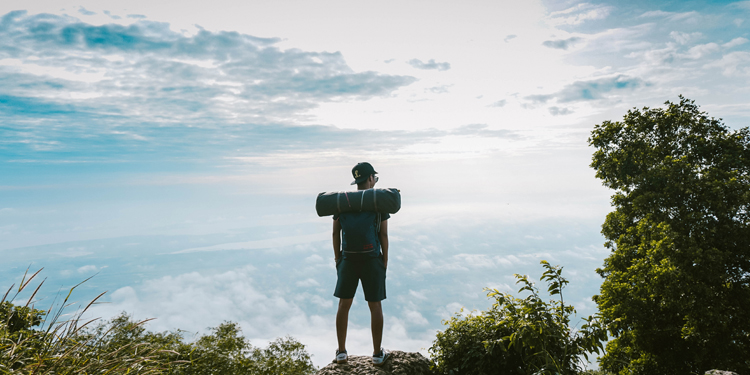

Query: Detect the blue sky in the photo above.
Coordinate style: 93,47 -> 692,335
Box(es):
2,0 -> 749,367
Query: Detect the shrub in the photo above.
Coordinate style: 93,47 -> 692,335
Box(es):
429,261 -> 607,375
1,269 -> 173,374
1,269 -> 317,375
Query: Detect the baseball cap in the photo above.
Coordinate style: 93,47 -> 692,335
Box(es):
351,162 -> 378,185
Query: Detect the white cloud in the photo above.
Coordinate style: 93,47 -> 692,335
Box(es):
705,51 -> 750,76
640,10 -> 701,23
548,3 -> 611,26
77,265 -> 102,274
296,278 -> 320,287
684,43 -> 720,59
542,37 -> 583,50
407,58 -> 451,71
723,37 -> 749,49
402,308 -> 429,326
669,31 -> 702,45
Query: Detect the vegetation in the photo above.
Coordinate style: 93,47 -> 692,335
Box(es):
589,96 -> 750,374
429,261 -> 607,375
0,269 -> 316,375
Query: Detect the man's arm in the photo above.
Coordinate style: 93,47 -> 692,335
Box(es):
379,219 -> 388,269
333,218 -> 342,262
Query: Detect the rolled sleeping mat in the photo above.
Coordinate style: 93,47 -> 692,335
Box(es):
316,188 -> 401,217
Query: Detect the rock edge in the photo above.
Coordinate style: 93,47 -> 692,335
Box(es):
315,350 -> 434,375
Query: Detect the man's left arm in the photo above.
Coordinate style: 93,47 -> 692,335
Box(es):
379,219 -> 388,269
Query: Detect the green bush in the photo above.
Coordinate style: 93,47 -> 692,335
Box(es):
1,269 -> 316,375
429,261 -> 607,375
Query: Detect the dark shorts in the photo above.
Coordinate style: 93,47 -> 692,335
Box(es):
334,255 -> 387,302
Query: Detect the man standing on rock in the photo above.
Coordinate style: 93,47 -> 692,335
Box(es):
332,162 -> 390,366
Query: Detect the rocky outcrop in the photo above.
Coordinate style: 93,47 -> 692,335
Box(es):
704,371 -> 739,375
316,351 -> 434,375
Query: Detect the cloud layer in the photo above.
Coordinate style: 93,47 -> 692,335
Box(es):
0,11 -> 423,162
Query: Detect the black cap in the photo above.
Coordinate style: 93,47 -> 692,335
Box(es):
351,162 -> 377,185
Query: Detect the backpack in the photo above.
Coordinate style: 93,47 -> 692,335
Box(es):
339,211 -> 381,257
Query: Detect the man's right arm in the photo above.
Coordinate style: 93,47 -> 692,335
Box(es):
333,218 -> 342,262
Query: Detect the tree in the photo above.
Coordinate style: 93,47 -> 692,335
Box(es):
429,261 -> 606,375
589,96 -> 750,374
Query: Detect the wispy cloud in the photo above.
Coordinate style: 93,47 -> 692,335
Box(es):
525,75 -> 645,104
547,3 -> 611,26
639,10 -> 701,23
407,58 -> 451,71
542,37 -> 582,50
488,99 -> 506,107
549,106 -> 573,116
0,11 -> 417,162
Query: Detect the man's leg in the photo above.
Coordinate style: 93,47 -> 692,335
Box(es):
336,298 -> 353,352
368,301 -> 383,355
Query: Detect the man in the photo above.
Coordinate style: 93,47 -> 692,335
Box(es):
333,162 -> 390,366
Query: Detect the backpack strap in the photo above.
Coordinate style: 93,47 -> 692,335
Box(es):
344,191 -> 352,208
336,192 -> 341,214
373,188 -> 378,212
376,212 -> 381,234
360,190 -> 366,212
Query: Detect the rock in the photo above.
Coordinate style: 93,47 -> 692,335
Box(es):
704,371 -> 739,375
315,350 -> 435,375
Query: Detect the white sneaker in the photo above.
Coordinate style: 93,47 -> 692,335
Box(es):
372,348 -> 390,367
334,349 -> 347,364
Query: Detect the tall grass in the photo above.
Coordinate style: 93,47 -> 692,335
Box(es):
0,268 -> 177,374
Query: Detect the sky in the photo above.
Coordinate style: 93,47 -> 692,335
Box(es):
1,0 -> 749,368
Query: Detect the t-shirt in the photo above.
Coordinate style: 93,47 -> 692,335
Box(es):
334,211 -> 390,259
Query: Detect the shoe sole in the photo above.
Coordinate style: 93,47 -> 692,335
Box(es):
372,353 -> 389,367
336,358 -> 348,364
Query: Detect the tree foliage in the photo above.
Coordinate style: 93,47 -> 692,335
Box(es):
589,96 -> 750,374
429,261 -> 606,375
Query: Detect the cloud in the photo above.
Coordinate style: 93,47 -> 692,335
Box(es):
407,58 -> 451,71
548,106 -> 573,116
78,7 -> 96,16
684,43 -> 720,59
450,124 -> 520,139
542,37 -> 582,50
705,51 -> 750,76
639,10 -> 701,23
488,99 -> 506,107
0,11 -> 417,162
296,278 -> 320,287
525,75 -> 645,104
77,264 -> 99,273
425,85 -> 450,94
669,31 -> 702,45
548,3 -> 611,26
723,37 -> 749,49
504,35 -> 517,43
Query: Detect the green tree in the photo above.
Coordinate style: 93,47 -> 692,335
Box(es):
429,261 -> 606,375
589,97 -> 750,374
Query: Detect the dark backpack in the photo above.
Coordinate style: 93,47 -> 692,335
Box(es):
339,211 -> 381,257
